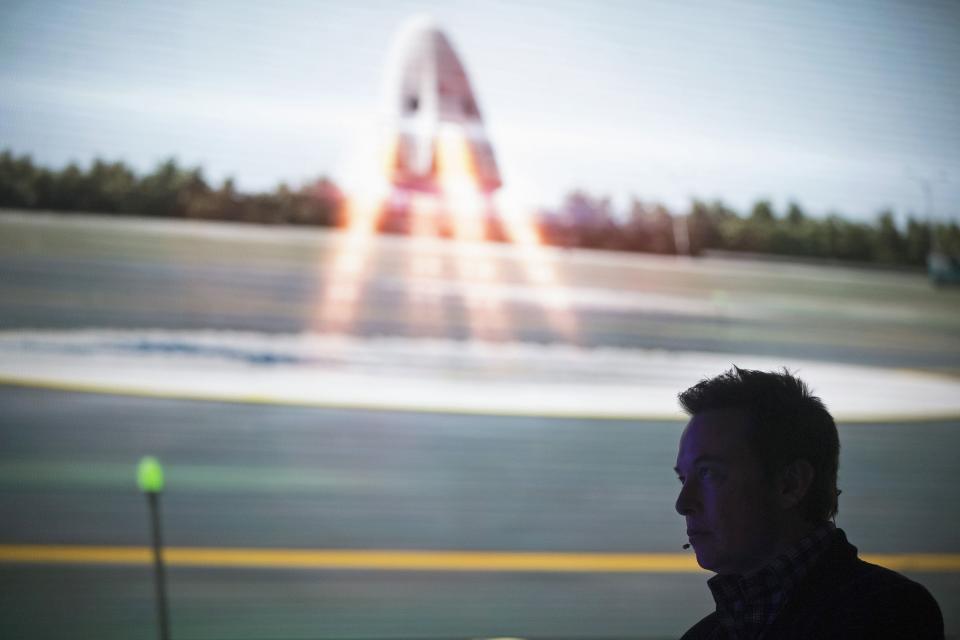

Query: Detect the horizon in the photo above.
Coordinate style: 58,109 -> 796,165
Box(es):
4,147 -> 953,228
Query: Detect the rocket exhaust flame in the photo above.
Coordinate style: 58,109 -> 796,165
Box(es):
407,194 -> 448,336
311,17 -> 578,344
436,127 -> 511,342
450,202 -> 510,343
500,201 -> 579,342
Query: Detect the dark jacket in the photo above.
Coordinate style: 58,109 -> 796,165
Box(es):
680,530 -> 944,639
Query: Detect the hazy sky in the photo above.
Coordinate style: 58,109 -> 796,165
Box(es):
1,0 -> 958,222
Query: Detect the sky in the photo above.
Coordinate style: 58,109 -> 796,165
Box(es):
1,0 -> 958,222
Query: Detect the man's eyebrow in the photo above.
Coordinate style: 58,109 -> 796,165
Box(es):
674,455 -> 728,474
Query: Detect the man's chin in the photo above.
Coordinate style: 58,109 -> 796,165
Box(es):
691,544 -> 721,573
693,553 -> 716,572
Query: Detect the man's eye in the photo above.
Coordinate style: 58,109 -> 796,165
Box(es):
697,467 -> 715,480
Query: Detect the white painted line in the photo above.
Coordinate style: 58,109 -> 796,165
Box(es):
1,330 -> 959,421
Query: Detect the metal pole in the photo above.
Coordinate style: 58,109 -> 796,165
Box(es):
147,491 -> 170,640
921,179 -> 935,252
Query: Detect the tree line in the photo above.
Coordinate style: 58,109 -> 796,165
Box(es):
541,192 -> 958,267
0,151 -> 341,226
2,150 -> 956,267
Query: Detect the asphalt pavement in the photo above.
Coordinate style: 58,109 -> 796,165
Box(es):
1,386 -> 959,638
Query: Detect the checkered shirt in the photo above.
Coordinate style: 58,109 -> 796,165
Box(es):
706,521 -> 838,640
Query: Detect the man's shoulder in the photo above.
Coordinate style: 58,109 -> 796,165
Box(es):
678,611 -> 719,640
804,534 -> 938,605
774,533 -> 944,638
829,556 -> 941,621
843,554 -> 936,595
678,531 -> 944,640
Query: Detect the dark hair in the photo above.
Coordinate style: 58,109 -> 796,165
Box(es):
678,366 -> 840,522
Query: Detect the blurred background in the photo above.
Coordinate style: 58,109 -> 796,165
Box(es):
1,1 -> 959,638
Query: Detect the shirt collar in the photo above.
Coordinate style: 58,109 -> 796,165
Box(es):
706,521 -> 838,639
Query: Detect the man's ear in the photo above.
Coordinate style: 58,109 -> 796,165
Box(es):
777,458 -> 814,510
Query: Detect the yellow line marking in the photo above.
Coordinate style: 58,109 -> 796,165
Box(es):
3,375 -> 960,423
1,545 -> 959,573
0,546 -> 702,572
861,554 -> 960,572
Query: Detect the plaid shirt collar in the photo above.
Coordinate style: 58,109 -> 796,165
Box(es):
706,521 -> 837,640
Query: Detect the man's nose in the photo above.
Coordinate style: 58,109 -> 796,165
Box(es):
675,479 -> 698,516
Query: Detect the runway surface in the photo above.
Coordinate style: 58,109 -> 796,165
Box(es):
2,211 -> 959,639
3,386 -> 960,639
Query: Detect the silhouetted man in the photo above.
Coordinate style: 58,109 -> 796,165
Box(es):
675,367 -> 944,639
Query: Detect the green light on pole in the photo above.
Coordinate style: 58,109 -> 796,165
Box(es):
138,456 -> 170,640
138,456 -> 165,493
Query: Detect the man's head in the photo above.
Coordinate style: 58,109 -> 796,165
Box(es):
674,367 -> 840,575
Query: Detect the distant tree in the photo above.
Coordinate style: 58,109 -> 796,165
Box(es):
291,177 -> 342,227
750,199 -> 776,223
934,222 -> 960,257
717,200 -> 770,253
687,199 -> 736,255
832,215 -> 874,262
874,210 -> 905,264
555,190 -> 618,249
0,151 -> 39,208
786,201 -> 805,225
132,158 -> 209,218
904,217 -> 931,266
624,199 -> 675,254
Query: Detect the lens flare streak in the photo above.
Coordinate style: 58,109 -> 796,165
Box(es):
311,195 -> 384,334
437,129 -> 511,342
406,194 -> 448,336
501,204 -> 579,342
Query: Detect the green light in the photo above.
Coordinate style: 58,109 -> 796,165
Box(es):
137,456 -> 165,493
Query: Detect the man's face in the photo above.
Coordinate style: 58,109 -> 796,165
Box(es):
674,408 -> 782,575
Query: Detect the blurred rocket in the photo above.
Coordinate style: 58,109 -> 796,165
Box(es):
381,17 -> 502,196
322,17 -> 574,339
